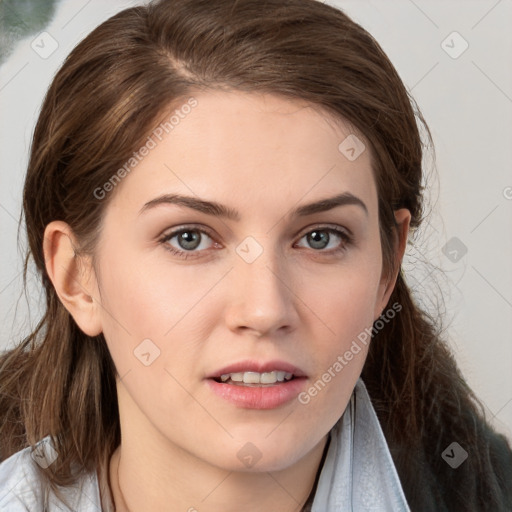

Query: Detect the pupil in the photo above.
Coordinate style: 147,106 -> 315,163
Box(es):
179,231 -> 200,250
308,230 -> 329,249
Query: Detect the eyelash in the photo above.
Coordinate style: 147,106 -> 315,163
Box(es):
159,225 -> 354,260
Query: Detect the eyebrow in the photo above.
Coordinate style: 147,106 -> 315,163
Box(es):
138,192 -> 368,220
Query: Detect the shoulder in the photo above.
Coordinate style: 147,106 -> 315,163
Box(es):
0,442 -> 44,510
481,423 -> 512,502
441,415 -> 512,510
391,411 -> 512,511
0,437 -> 104,511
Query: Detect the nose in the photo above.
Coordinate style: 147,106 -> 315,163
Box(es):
224,244 -> 299,338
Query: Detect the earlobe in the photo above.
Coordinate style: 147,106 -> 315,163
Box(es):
375,208 -> 411,317
43,221 -> 103,337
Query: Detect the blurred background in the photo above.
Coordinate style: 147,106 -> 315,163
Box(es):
1,0 -> 58,62
0,0 -> 511,440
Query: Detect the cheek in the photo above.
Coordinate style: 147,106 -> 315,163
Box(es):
302,258 -> 382,340
294,273 -> 378,423
97,248 -> 217,335
304,279 -> 375,386
96,249 -> 226,380
296,247 -> 383,393
95,252 -> 221,426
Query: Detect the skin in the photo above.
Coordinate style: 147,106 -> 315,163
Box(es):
44,90 -> 410,512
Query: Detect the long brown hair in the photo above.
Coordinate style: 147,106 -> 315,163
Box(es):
1,0 -> 510,510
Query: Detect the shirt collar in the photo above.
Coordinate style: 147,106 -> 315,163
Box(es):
310,378 -> 410,511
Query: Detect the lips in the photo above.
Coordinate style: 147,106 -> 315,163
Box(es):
205,359 -> 308,409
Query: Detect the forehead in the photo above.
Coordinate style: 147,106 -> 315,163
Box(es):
108,90 -> 377,218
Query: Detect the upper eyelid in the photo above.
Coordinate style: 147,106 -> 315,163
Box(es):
160,224 -> 216,240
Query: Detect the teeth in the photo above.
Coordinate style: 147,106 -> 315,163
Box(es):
243,372 -> 262,384
218,371 -> 295,385
260,371 -> 277,384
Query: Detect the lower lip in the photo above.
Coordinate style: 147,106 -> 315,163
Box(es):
206,378 -> 307,409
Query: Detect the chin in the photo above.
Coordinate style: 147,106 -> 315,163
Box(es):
213,438 -> 315,474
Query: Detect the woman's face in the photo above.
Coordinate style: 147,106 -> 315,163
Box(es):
91,91 -> 396,472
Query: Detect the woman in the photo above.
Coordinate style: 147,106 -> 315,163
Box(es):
0,0 -> 510,510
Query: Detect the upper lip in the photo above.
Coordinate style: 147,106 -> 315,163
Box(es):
207,360 -> 307,379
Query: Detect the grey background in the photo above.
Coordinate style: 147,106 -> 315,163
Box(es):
1,0 -> 511,441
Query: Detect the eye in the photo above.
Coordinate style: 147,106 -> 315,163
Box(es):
160,227 -> 217,258
159,224 -> 353,260
295,227 -> 352,253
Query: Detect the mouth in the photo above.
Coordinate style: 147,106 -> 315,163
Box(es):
206,360 -> 307,409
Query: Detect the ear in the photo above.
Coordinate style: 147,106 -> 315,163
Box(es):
374,208 -> 411,318
43,221 -> 103,336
